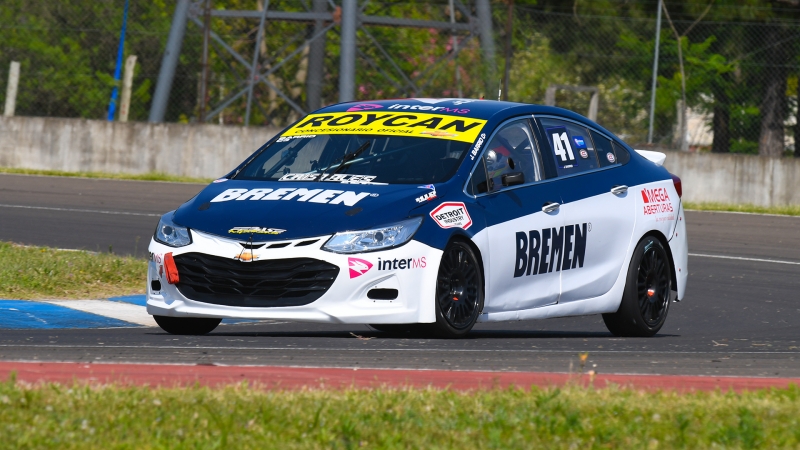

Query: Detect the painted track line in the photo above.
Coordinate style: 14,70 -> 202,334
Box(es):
40,300 -> 157,327
0,203 -> 160,217
1,362 -> 798,392
0,344 -> 797,355
689,253 -> 800,266
686,209 -> 800,219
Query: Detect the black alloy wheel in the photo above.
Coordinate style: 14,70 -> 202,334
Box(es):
154,316 -> 222,335
637,240 -> 671,327
602,236 -> 672,337
432,241 -> 484,338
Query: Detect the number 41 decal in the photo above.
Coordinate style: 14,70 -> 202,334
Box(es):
546,126 -> 576,166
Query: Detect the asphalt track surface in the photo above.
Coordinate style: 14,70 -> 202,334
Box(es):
1,173 -> 800,377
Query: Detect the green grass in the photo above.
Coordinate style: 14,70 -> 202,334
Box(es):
684,202 -> 800,217
0,242 -> 146,299
0,167 -> 211,184
2,382 -> 800,449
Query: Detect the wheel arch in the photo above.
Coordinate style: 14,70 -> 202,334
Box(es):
446,234 -> 487,311
640,230 -> 678,295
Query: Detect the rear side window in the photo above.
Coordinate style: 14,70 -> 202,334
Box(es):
612,141 -> 631,165
540,118 -> 600,177
591,130 -> 617,167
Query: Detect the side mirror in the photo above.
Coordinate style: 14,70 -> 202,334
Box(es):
501,172 -> 525,187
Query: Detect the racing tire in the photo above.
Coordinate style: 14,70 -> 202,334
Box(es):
153,316 -> 222,335
431,240 -> 484,338
602,235 -> 671,337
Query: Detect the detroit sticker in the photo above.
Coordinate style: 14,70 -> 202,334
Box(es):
430,202 -> 472,230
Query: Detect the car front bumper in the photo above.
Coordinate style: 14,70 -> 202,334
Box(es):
146,230 -> 441,324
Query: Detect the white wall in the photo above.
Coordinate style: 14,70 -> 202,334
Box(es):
0,116 -> 280,179
1,117 -> 798,206
663,151 -> 800,207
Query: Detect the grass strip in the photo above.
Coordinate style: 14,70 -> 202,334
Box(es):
2,382 -> 800,449
684,201 -> 800,216
0,242 -> 145,299
0,167 -> 211,184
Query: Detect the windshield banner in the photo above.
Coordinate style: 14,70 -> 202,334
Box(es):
282,112 -> 487,143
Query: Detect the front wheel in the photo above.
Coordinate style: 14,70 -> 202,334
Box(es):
431,241 -> 484,338
602,235 -> 672,337
154,316 -> 222,335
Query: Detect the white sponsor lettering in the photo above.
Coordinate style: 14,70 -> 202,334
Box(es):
278,173 -> 382,184
211,188 -> 248,202
210,188 -> 372,206
235,188 -> 273,201
263,188 -> 295,200
276,134 -> 316,142
386,104 -> 470,114
470,133 -> 486,160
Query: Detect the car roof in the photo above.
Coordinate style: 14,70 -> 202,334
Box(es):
316,98 -> 589,122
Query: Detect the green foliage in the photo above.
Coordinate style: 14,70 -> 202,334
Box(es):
3,383 -> 800,448
0,242 -> 146,299
684,202 -> 800,216
1,0 -> 799,152
0,1 -> 171,121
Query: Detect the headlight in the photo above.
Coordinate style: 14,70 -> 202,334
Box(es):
154,212 -> 192,247
323,217 -> 423,254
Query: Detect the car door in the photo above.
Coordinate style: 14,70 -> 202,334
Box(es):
467,118 -> 564,313
536,116 -> 636,303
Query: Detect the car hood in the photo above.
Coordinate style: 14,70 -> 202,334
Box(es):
173,180 -> 441,241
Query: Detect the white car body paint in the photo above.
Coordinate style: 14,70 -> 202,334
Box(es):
476,178 -> 687,323
147,183 -> 688,325
147,230 -> 441,324
480,208 -> 562,313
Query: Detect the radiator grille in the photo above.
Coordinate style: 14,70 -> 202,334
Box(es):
173,253 -> 339,307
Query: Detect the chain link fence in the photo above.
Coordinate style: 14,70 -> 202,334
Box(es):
2,1 -> 799,154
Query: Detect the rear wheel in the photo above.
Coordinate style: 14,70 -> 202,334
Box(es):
431,241 -> 484,338
154,316 -> 222,335
602,235 -> 671,337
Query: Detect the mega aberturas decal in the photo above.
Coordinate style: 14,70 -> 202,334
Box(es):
211,188 -> 373,206
514,223 -> 588,278
641,187 -> 674,215
281,112 -> 487,143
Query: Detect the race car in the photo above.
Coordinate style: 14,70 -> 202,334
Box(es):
147,98 -> 687,338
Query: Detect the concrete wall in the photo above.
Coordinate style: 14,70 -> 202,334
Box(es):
0,116 -> 798,206
663,151 -> 800,207
0,116 -> 280,179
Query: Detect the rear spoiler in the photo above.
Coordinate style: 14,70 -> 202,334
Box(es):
634,149 -> 666,166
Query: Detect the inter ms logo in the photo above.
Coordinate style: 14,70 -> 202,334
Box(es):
514,223 -> 588,278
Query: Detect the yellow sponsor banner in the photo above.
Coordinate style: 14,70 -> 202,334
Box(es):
282,112 -> 487,143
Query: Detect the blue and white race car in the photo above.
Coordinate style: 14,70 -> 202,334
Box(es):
147,98 -> 687,338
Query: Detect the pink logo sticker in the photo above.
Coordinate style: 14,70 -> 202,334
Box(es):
348,257 -> 373,278
346,103 -> 383,112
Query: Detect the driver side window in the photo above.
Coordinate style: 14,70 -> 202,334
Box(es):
479,120 -> 540,194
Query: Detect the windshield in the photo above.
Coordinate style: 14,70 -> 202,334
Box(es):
234,134 -> 472,184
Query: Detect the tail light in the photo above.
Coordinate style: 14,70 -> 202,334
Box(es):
164,252 -> 180,284
670,174 -> 682,198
